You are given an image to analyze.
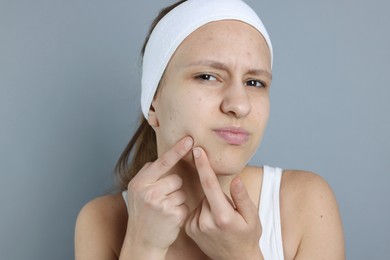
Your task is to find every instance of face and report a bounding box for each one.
[149,20,272,175]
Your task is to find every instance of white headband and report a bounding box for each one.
[141,0,273,119]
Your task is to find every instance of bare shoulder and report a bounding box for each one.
[280,170,345,259]
[75,193,128,260]
[281,170,334,200]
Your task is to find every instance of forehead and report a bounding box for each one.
[169,20,271,69]
[197,20,261,37]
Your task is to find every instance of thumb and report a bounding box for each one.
[230,176,256,222]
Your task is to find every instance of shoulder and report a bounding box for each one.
[281,169,332,199]
[75,193,128,259]
[280,170,345,259]
[280,170,340,217]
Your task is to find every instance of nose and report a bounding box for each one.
[220,81,251,118]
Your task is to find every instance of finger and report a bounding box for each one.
[224,194,235,208]
[146,136,193,182]
[178,204,190,227]
[198,198,215,231]
[230,176,257,222]
[155,174,183,195]
[165,190,187,206]
[185,200,202,236]
[192,147,232,214]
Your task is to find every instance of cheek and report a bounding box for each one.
[254,97,270,124]
[245,98,270,148]
[158,94,203,140]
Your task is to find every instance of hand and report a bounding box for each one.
[185,147,263,260]
[124,137,193,254]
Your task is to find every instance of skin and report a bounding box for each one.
[75,21,345,260]
[150,20,271,178]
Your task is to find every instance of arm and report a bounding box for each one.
[75,196,124,260]
[288,172,345,259]
[75,137,194,260]
[75,195,171,260]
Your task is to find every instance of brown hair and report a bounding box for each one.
[114,0,187,191]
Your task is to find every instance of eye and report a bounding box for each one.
[245,79,266,88]
[195,74,218,81]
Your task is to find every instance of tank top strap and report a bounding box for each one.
[122,190,128,207]
[259,165,284,260]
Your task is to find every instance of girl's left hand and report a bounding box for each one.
[184,147,263,260]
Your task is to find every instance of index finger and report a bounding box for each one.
[192,147,233,214]
[145,136,193,182]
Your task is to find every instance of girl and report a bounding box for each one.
[75,0,345,259]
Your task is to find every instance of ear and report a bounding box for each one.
[147,101,159,128]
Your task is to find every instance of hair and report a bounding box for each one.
[114,0,187,191]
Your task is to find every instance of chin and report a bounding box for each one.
[207,145,256,174]
[211,160,247,175]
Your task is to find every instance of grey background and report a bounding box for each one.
[0,0,389,259]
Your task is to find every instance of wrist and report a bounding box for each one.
[218,251,263,260]
[231,247,263,260]
[120,235,168,260]
[120,245,168,260]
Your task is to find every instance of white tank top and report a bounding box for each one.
[260,165,284,260]
[122,165,284,260]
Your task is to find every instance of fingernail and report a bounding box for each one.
[235,177,244,190]
[184,138,193,149]
[193,147,201,158]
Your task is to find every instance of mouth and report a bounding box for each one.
[213,127,250,145]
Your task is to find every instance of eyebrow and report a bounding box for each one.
[183,59,272,80]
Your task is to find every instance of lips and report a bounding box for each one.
[213,127,250,145]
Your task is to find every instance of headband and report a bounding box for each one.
[141,0,273,119]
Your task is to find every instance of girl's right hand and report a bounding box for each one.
[122,136,193,256]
